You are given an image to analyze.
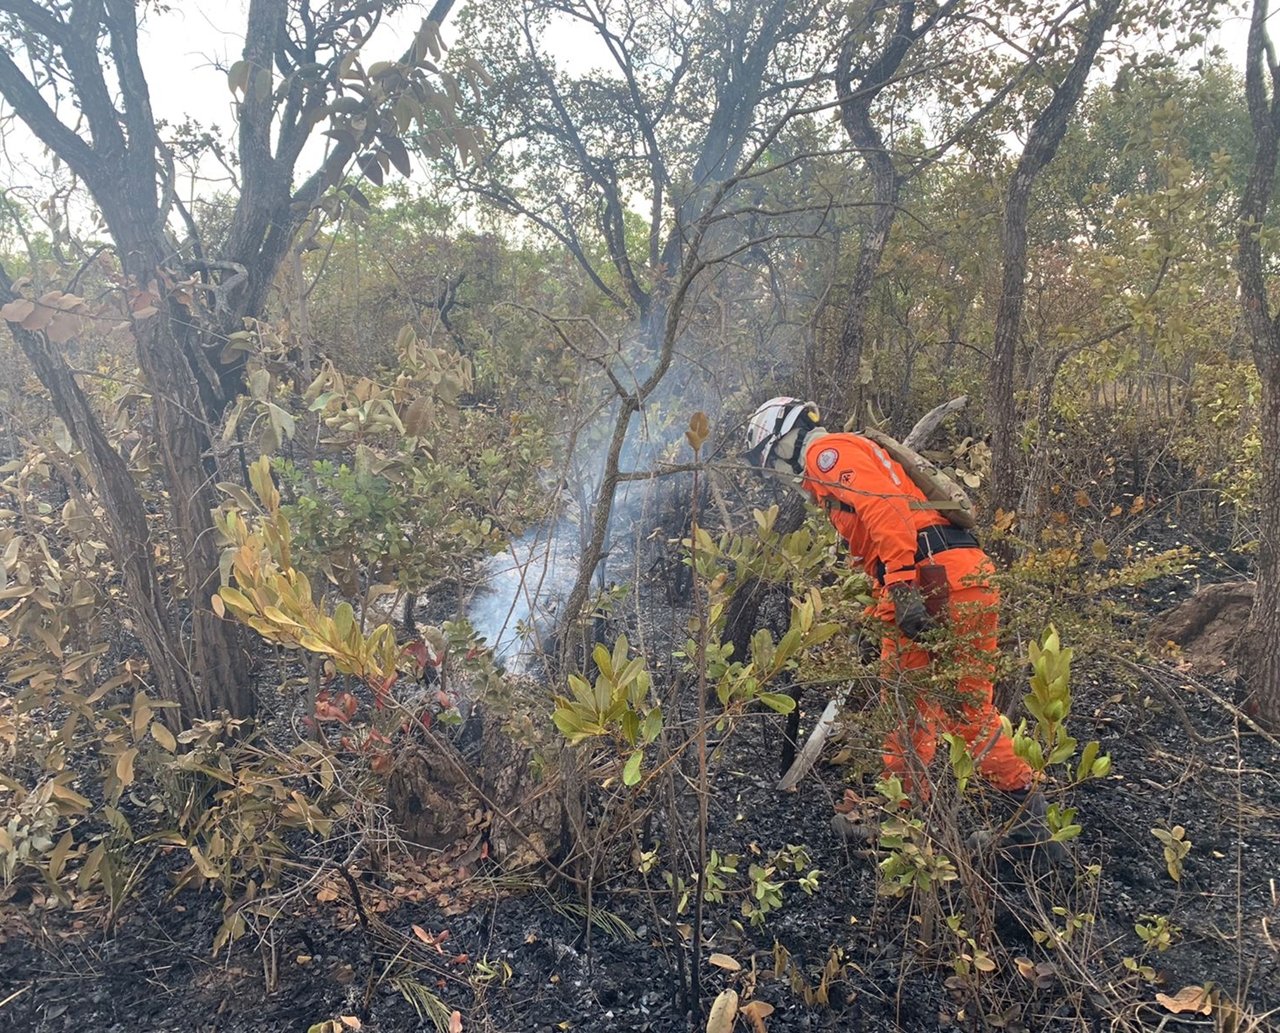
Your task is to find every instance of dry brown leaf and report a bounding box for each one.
[0,298,34,323]
[705,989,738,1033]
[708,952,742,972]
[46,310,82,344]
[740,999,774,1033]
[448,1010,463,1033]
[1155,986,1213,1016]
[412,924,450,951]
[339,1017,362,1030]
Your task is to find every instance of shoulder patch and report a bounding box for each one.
[839,470,856,486]
[815,447,839,473]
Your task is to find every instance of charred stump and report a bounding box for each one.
[387,692,566,868]
[1148,581,1256,676]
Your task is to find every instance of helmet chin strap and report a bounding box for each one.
[769,424,828,475]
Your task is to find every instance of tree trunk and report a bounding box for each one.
[987,0,1121,521]
[825,188,899,421]
[988,175,1031,521]
[824,8,915,423]
[118,231,253,720]
[1235,0,1280,730]
[1240,359,1280,728]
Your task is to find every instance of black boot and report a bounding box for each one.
[1000,787,1070,864]
[968,788,1070,866]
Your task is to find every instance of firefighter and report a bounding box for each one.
[745,396,1061,857]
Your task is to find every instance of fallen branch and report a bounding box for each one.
[903,395,968,450]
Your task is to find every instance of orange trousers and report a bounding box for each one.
[877,548,1031,798]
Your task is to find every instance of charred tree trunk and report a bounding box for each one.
[1236,0,1280,731]
[987,0,1120,522]
[387,705,566,867]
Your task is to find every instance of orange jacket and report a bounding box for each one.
[801,433,950,588]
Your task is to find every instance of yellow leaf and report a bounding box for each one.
[211,593,226,618]
[132,692,153,740]
[1155,986,1212,1015]
[47,829,75,881]
[263,605,305,629]
[115,747,138,787]
[1091,539,1108,562]
[218,586,256,614]
[706,989,738,1033]
[151,721,177,752]
[708,952,741,972]
[49,781,91,813]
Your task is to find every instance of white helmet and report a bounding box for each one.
[744,396,821,469]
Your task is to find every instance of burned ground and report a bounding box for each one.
[2,607,1276,1033]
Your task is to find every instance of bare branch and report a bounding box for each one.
[0,48,104,190]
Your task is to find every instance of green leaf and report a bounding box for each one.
[552,707,587,742]
[622,750,643,786]
[621,709,639,745]
[758,691,796,715]
[592,643,613,679]
[568,673,595,710]
[1076,740,1099,782]
[639,707,663,743]
[1048,735,1078,766]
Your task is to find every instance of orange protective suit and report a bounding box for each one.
[801,433,1031,798]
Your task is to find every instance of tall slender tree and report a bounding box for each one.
[1235,0,1280,730]
[986,0,1122,521]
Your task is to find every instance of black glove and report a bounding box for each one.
[888,582,933,641]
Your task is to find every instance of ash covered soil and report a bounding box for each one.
[3,659,1276,1033]
[2,541,1278,1032]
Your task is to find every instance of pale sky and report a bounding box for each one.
[0,0,1262,235]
